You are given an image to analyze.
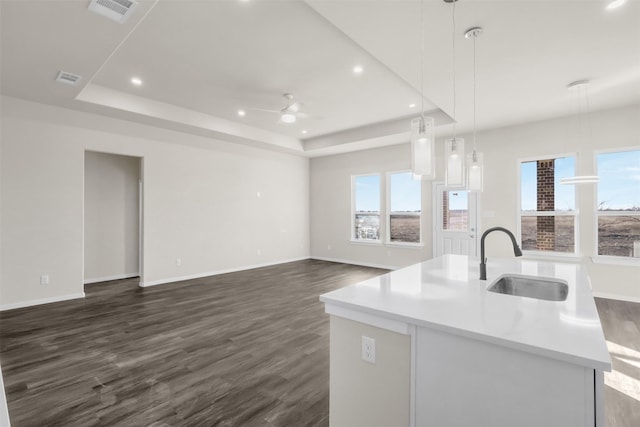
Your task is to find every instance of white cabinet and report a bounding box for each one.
[415,326,601,427]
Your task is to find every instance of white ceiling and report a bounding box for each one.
[1,0,639,157]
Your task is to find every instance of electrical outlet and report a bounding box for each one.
[176,258,182,267]
[257,249,261,255]
[362,336,376,364]
[40,275,49,285]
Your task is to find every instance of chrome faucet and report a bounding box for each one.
[479,227,523,280]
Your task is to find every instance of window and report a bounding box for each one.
[442,190,468,231]
[352,174,381,241]
[519,156,576,253]
[596,149,640,259]
[388,172,421,244]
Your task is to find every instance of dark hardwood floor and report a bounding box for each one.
[0,260,387,426]
[1,261,638,426]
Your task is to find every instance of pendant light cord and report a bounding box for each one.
[472,31,477,153]
[420,0,425,122]
[452,0,457,139]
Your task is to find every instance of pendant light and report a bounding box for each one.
[560,80,600,185]
[411,0,435,180]
[444,0,465,187]
[465,26,484,192]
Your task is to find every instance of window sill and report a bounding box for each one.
[521,251,582,263]
[590,256,640,267]
[350,239,382,246]
[386,242,424,249]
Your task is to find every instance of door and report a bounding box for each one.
[433,183,479,257]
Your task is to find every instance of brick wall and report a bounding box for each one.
[536,160,555,251]
[442,191,449,230]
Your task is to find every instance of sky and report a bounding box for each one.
[521,151,640,211]
[355,172,421,212]
[597,150,640,210]
[355,150,639,214]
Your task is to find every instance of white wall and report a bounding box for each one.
[84,151,140,283]
[310,104,640,300]
[0,96,309,309]
[310,144,434,269]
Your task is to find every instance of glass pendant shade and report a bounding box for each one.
[445,138,465,187]
[467,150,484,192]
[411,116,435,180]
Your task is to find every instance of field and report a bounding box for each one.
[390,214,420,243]
[521,215,640,257]
[597,215,640,257]
[521,216,575,253]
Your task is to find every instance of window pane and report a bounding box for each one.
[354,175,380,240]
[554,157,575,211]
[521,161,537,211]
[598,215,640,257]
[521,158,575,212]
[355,175,380,212]
[597,150,640,211]
[389,172,421,243]
[355,214,380,240]
[443,191,468,231]
[520,216,575,253]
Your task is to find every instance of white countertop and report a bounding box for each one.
[320,255,611,371]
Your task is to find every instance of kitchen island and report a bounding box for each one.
[320,254,611,427]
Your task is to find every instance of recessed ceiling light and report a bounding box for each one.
[409,103,417,108]
[237,109,246,117]
[353,65,364,75]
[301,130,308,134]
[130,77,143,86]
[606,0,626,10]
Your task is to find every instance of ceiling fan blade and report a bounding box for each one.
[288,101,302,113]
[247,107,280,114]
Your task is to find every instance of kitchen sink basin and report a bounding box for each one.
[487,274,568,301]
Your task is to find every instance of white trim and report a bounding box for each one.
[592,292,640,304]
[591,255,640,266]
[0,292,86,311]
[139,257,309,287]
[323,303,410,335]
[385,242,424,249]
[349,239,382,246]
[84,273,140,284]
[311,256,396,271]
[521,252,583,262]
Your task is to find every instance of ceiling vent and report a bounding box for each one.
[55,71,82,86]
[88,0,138,24]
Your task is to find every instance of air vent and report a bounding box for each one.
[88,0,138,24]
[55,71,82,86]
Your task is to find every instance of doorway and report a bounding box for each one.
[84,151,143,284]
[433,183,479,257]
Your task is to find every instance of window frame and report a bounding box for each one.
[351,173,382,244]
[593,147,640,265]
[385,170,423,247]
[516,152,580,258]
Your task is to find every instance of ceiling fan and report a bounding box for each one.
[251,93,307,124]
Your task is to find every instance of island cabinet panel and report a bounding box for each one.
[329,316,411,427]
[415,326,596,427]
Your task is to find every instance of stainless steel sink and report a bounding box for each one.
[487,274,568,301]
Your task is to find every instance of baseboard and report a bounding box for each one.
[311,256,396,271]
[0,292,86,311]
[592,292,640,304]
[84,273,140,284]
[139,257,310,288]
